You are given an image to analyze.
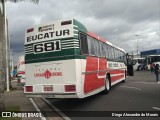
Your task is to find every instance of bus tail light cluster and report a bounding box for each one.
[65,85,76,92]
[25,86,33,92]
[61,20,72,26]
[27,28,34,33]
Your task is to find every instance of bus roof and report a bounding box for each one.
[148,55,160,57]
[133,57,145,60]
[25,18,125,53]
[87,31,125,53]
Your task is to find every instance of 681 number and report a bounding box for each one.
[33,41,61,53]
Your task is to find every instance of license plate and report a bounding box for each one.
[43,85,53,92]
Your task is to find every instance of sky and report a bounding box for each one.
[3,0,160,65]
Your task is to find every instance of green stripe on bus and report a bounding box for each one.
[25,19,87,64]
[73,19,87,33]
[73,26,78,29]
[74,31,78,34]
[25,37,77,46]
[25,55,86,64]
[74,35,78,39]
[25,39,80,53]
[26,48,80,60]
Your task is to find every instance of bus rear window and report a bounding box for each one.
[80,33,88,54]
[61,20,72,25]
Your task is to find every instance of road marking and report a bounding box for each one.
[29,98,46,120]
[42,98,71,120]
[152,107,160,111]
[128,81,158,85]
[120,86,141,90]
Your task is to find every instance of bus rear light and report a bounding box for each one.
[25,86,33,92]
[27,28,34,33]
[65,85,76,92]
[61,20,72,26]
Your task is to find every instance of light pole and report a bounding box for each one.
[6,34,13,91]
[9,35,13,80]
[134,35,139,55]
[10,49,14,78]
[5,36,10,92]
[4,0,10,92]
[9,35,13,50]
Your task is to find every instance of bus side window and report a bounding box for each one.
[122,52,126,63]
[111,46,115,60]
[87,36,96,56]
[105,44,109,58]
[94,41,101,57]
[93,39,98,57]
[99,42,103,57]
[102,43,106,58]
[115,49,118,61]
[80,33,88,54]
[108,45,111,60]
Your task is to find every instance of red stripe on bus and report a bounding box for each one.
[17,71,25,75]
[110,70,124,74]
[87,32,106,43]
[111,75,124,81]
[84,56,107,94]
[109,70,124,82]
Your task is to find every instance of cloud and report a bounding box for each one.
[4,0,160,64]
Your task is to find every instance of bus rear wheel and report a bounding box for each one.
[103,76,110,94]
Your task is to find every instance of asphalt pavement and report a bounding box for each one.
[48,71,160,120]
[3,71,159,120]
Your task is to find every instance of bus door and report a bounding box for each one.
[97,57,107,88]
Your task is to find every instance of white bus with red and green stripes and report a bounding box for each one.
[24,19,127,98]
[17,55,25,85]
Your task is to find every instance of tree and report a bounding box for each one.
[0,0,39,16]
[0,0,39,112]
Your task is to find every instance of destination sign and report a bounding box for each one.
[25,20,74,45]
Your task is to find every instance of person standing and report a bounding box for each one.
[154,64,160,83]
[150,63,153,73]
[152,63,156,73]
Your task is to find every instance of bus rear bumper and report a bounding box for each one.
[25,93,82,98]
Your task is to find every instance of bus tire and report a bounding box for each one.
[121,79,126,83]
[103,76,110,94]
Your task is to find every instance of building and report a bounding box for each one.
[141,49,160,65]
[141,49,160,56]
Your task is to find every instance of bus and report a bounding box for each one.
[132,57,145,71]
[147,55,160,64]
[24,19,127,98]
[17,55,25,85]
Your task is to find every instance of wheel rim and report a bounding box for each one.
[106,78,110,90]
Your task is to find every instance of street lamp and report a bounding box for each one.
[10,49,13,76]
[134,35,139,55]
[6,34,13,91]
[9,35,13,50]
[9,35,13,78]
[4,1,10,91]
